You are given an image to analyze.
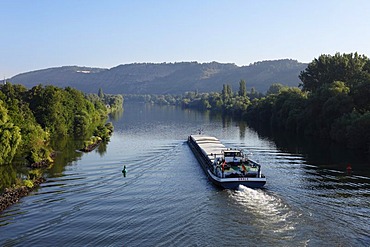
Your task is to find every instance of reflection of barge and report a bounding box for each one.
[187,135,266,189]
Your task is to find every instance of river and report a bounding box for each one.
[0,103,369,246]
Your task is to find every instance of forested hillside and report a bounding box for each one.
[7,60,307,94]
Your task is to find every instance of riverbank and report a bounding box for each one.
[80,123,114,152]
[0,154,53,212]
[80,138,102,152]
[0,123,115,212]
[0,177,45,212]
[0,83,122,213]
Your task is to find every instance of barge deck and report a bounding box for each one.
[187,134,266,189]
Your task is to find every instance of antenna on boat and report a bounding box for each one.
[197,128,204,135]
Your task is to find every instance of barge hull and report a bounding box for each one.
[188,135,266,189]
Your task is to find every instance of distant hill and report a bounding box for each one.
[7,60,308,94]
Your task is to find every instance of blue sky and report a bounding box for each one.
[1,0,370,77]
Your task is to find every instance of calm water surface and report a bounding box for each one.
[1,103,369,246]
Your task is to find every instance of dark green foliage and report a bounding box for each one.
[105,122,114,133]
[222,84,233,101]
[0,100,22,164]
[248,53,370,151]
[239,80,247,97]
[331,112,370,150]
[248,87,263,100]
[93,123,113,142]
[270,88,307,132]
[0,164,19,192]
[299,52,369,93]
[0,85,48,164]
[266,83,288,95]
[246,96,276,124]
[83,136,102,150]
[86,92,124,113]
[105,94,124,112]
[351,73,370,113]
[98,88,104,98]
[26,85,106,137]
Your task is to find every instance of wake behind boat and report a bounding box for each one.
[187,134,266,189]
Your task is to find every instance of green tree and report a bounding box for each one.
[271,88,307,132]
[267,83,287,95]
[351,73,370,113]
[227,84,233,97]
[222,84,228,100]
[330,111,370,150]
[299,52,369,92]
[238,80,247,97]
[0,83,52,164]
[248,87,262,100]
[0,100,22,164]
[98,88,104,98]
[246,95,277,124]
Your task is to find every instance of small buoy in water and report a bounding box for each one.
[346,163,352,175]
[122,165,127,177]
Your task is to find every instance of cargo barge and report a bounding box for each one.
[187,134,266,189]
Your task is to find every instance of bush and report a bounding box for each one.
[23,179,34,188]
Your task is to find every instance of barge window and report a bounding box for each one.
[224,152,240,157]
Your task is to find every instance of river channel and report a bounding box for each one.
[1,103,369,246]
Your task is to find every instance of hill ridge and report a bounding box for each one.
[7,59,307,94]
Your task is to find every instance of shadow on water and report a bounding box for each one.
[0,164,29,193]
[45,135,86,177]
[109,108,124,121]
[0,132,109,193]
[247,123,370,178]
[47,131,110,177]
